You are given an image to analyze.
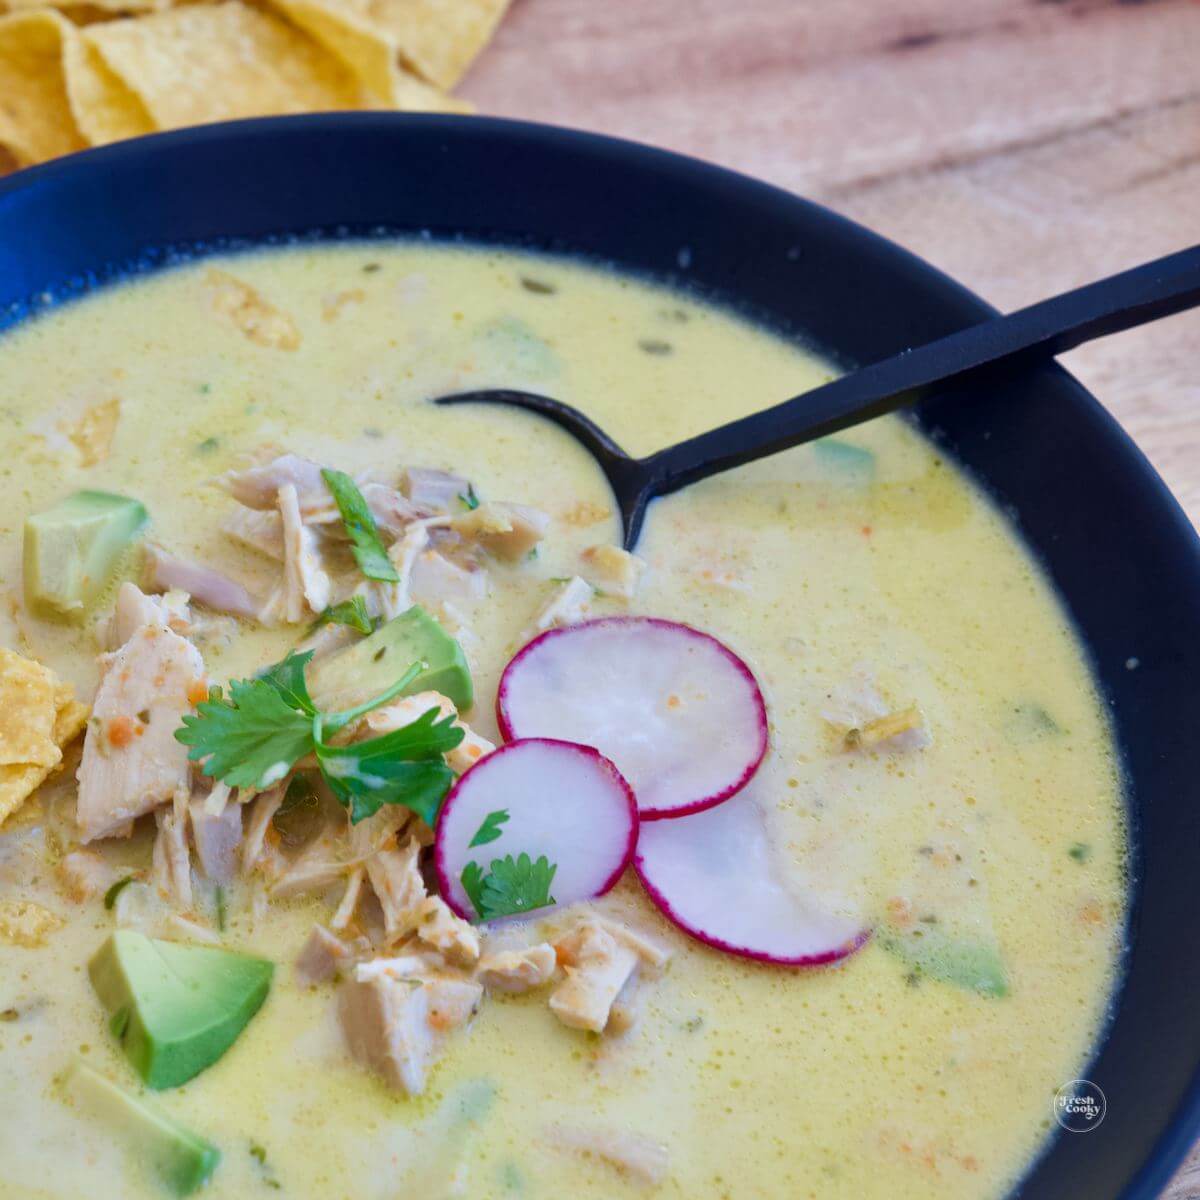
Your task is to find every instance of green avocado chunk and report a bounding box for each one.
[65,1060,221,1196]
[307,603,474,712]
[878,926,1009,998]
[23,489,148,616]
[89,931,273,1089]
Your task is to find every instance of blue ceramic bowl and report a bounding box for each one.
[1,114,1197,1198]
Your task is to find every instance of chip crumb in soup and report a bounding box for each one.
[0,243,1126,1199]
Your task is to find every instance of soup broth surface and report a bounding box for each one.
[0,244,1125,1200]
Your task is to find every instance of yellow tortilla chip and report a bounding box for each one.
[206,268,302,351]
[65,34,153,145]
[0,647,62,768]
[68,396,121,465]
[53,695,91,746]
[264,0,469,109]
[370,0,509,90]
[0,760,56,824]
[0,10,86,166]
[85,3,366,129]
[0,898,65,948]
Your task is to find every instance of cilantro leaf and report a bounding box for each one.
[176,676,315,789]
[461,861,487,919]
[469,809,509,848]
[463,852,557,921]
[458,485,480,511]
[309,596,376,636]
[315,706,464,825]
[322,467,399,582]
[257,650,317,716]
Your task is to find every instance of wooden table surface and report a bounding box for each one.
[464,1,1200,1195]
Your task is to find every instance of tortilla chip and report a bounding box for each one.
[206,268,302,351]
[68,396,120,466]
[0,898,65,948]
[84,3,366,129]
[65,34,153,145]
[53,695,91,746]
[0,10,86,166]
[0,647,62,768]
[263,0,469,108]
[371,0,509,90]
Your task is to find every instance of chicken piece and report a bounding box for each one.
[365,836,426,944]
[450,502,549,561]
[56,849,120,902]
[222,507,285,561]
[532,576,594,632]
[189,799,242,884]
[295,924,369,985]
[364,521,428,622]
[339,974,483,1095]
[269,853,349,900]
[410,550,488,608]
[0,898,64,948]
[330,866,365,932]
[580,545,645,600]
[408,897,480,968]
[549,921,640,1034]
[151,803,193,909]
[401,467,471,512]
[546,1125,669,1186]
[75,625,205,843]
[586,913,673,974]
[363,691,494,776]
[359,484,430,540]
[354,951,448,983]
[206,269,301,351]
[241,785,285,872]
[348,804,411,857]
[270,482,332,623]
[143,544,259,618]
[477,943,557,994]
[97,582,193,651]
[219,453,329,515]
[165,914,220,945]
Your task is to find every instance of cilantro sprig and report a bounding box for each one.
[322,467,399,583]
[468,809,509,848]
[176,651,463,825]
[461,852,557,921]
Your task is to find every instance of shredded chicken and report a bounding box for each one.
[533,576,594,631]
[56,849,120,902]
[330,866,365,931]
[220,453,330,515]
[241,785,285,872]
[407,897,480,968]
[96,582,193,650]
[450,502,549,561]
[545,1125,670,1186]
[165,914,220,945]
[75,624,205,842]
[295,924,370,985]
[189,799,242,884]
[580,545,645,599]
[222,507,285,561]
[362,691,494,776]
[143,544,259,618]
[151,802,192,908]
[365,522,429,622]
[365,836,427,944]
[339,974,483,1095]
[268,482,332,623]
[477,943,557,993]
[354,951,446,983]
[401,467,471,511]
[269,852,350,900]
[410,550,488,609]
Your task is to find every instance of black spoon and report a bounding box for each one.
[437,244,1200,550]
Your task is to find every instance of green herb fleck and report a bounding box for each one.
[215,887,227,933]
[638,338,673,356]
[321,467,399,582]
[458,485,480,511]
[1068,842,1092,864]
[249,1144,267,1165]
[198,382,212,395]
[460,852,557,921]
[196,436,220,455]
[519,276,556,295]
[103,877,135,910]
[309,595,376,636]
[878,928,1009,999]
[468,809,509,848]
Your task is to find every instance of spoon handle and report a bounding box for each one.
[642,243,1200,496]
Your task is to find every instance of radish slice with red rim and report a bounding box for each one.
[435,737,638,921]
[497,617,768,820]
[635,786,869,966]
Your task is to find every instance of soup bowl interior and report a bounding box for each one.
[1,113,1199,1199]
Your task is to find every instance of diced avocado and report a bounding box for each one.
[307,604,473,712]
[24,489,148,616]
[64,1060,221,1196]
[813,437,875,480]
[89,930,273,1090]
[878,926,1009,998]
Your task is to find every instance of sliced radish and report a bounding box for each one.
[435,738,637,921]
[635,787,869,966]
[497,617,767,820]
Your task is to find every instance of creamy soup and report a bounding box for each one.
[0,244,1125,1199]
